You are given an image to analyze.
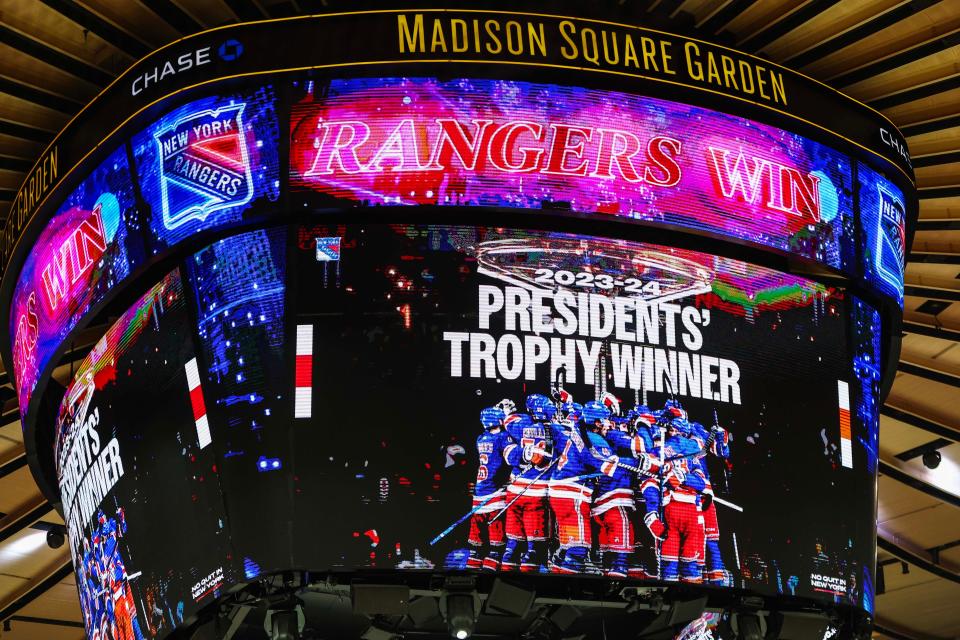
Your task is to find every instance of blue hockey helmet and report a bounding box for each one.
[480,406,505,430]
[582,400,611,425]
[526,394,557,421]
[630,404,657,428]
[563,402,584,424]
[504,412,534,432]
[663,398,687,420]
[667,416,692,436]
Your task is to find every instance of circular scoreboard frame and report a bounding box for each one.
[1,6,914,516]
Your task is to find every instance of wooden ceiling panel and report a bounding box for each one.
[0,421,24,447]
[904,266,960,299]
[800,0,960,80]
[914,160,960,188]
[674,0,727,24]
[882,85,960,126]
[877,474,942,522]
[887,372,960,432]
[723,0,807,43]
[918,196,960,220]
[908,125,960,157]
[904,298,960,331]
[842,45,960,102]
[176,0,244,28]
[0,170,25,191]
[77,0,180,49]
[14,579,82,623]
[0,622,85,640]
[0,574,31,608]
[904,261,960,291]
[0,523,66,579]
[0,137,45,164]
[873,565,960,638]
[0,95,68,133]
[0,44,99,104]
[759,0,906,61]
[2,2,129,75]
[900,337,960,378]
[912,228,960,253]
[879,413,947,458]
[897,441,960,497]
[0,466,45,514]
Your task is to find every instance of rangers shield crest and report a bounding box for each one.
[153,103,254,230]
[875,184,905,290]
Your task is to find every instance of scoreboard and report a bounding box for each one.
[0,7,914,640]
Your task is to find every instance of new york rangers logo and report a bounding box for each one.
[875,184,905,292]
[153,103,254,230]
[315,237,341,262]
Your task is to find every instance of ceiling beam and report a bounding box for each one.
[696,0,749,35]
[879,460,960,508]
[897,360,960,388]
[868,74,960,111]
[7,615,84,629]
[916,219,960,231]
[882,405,960,441]
[873,621,923,640]
[35,0,150,59]
[0,77,84,115]
[908,252,960,265]
[137,0,204,35]
[0,26,112,87]
[0,560,73,624]
[782,0,937,69]
[738,0,842,54]
[0,449,27,481]
[0,155,31,173]
[903,284,960,302]
[223,0,266,22]
[829,29,960,89]
[877,534,960,584]
[911,150,960,169]
[901,114,960,138]
[918,187,960,200]
[0,497,52,546]
[0,120,53,144]
[903,319,960,341]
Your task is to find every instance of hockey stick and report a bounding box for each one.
[711,495,743,512]
[429,491,505,546]
[490,457,559,523]
[430,471,606,546]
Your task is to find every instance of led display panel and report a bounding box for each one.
[9,146,142,413]
[277,224,875,606]
[55,270,233,640]
[8,85,282,419]
[9,76,910,432]
[53,224,880,640]
[133,85,281,249]
[183,227,291,579]
[859,162,906,307]
[290,77,856,272]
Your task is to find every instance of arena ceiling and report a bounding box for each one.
[0,1,958,639]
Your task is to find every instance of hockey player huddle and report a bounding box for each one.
[459,390,732,585]
[78,508,145,640]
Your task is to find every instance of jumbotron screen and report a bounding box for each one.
[55,224,880,639]
[9,75,905,422]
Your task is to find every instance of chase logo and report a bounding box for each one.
[218,39,243,61]
[875,183,906,293]
[153,103,254,230]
